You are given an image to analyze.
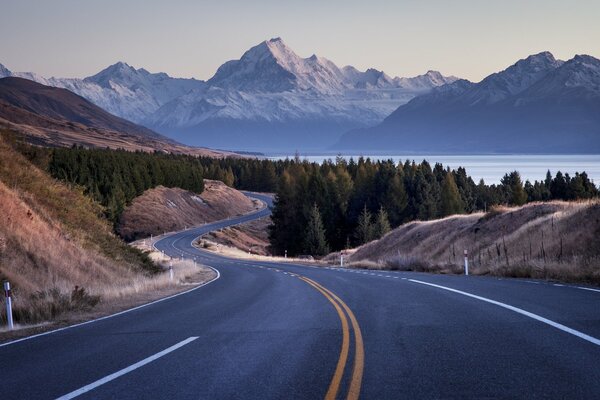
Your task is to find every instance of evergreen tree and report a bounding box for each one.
[373,206,391,239]
[440,173,465,216]
[303,203,329,256]
[354,204,374,245]
[501,171,527,206]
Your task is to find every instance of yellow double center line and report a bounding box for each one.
[299,276,364,400]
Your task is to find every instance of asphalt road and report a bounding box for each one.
[1,192,599,399]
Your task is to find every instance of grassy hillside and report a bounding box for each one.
[342,201,600,284]
[0,130,160,325]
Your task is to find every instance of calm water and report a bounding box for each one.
[266,154,600,184]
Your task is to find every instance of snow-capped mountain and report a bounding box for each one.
[0,62,204,123]
[144,38,458,150]
[337,52,600,153]
[1,38,457,151]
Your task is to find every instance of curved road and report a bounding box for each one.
[1,192,599,399]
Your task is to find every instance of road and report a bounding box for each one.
[1,192,599,399]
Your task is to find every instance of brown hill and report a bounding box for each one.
[0,132,156,325]
[118,180,261,241]
[345,201,600,284]
[0,77,237,157]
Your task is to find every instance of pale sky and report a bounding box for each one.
[1,0,598,82]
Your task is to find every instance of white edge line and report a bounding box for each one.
[577,286,600,293]
[55,336,198,399]
[0,268,219,349]
[1,193,271,347]
[408,278,600,347]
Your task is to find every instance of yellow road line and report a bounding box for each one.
[299,277,350,400]
[313,281,365,400]
[301,276,365,400]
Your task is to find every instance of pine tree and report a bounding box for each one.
[440,173,465,217]
[303,203,329,256]
[373,206,391,239]
[354,204,374,245]
[501,171,527,206]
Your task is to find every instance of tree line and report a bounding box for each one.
[268,157,599,257]
[31,146,598,252]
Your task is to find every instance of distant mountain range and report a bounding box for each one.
[0,38,457,151]
[2,45,599,154]
[0,77,236,157]
[337,52,600,153]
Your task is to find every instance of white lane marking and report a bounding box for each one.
[554,284,565,287]
[55,337,198,399]
[0,269,219,349]
[577,286,600,293]
[408,279,600,347]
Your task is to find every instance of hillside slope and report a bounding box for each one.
[346,201,600,283]
[0,77,236,157]
[0,131,165,325]
[118,180,260,241]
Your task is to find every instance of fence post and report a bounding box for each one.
[464,249,469,276]
[4,281,14,330]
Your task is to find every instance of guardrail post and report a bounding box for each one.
[4,281,14,330]
[464,249,469,276]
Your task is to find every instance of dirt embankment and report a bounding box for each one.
[339,201,600,284]
[202,217,271,256]
[118,180,262,241]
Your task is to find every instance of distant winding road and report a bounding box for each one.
[1,192,599,399]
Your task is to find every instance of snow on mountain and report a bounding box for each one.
[144,38,458,150]
[1,38,458,150]
[0,62,204,122]
[337,52,600,153]
[0,63,11,78]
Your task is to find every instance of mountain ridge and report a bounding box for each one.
[0,38,458,151]
[0,77,237,157]
[336,51,600,154]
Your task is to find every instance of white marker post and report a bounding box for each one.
[340,252,344,268]
[4,281,14,330]
[284,250,287,259]
[169,261,174,282]
[464,249,469,276]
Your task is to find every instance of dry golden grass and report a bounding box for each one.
[0,133,214,328]
[348,201,600,284]
[118,180,260,241]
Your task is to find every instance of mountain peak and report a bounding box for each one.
[84,61,141,87]
[0,62,12,78]
[517,51,561,69]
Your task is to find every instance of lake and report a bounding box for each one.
[266,154,600,184]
